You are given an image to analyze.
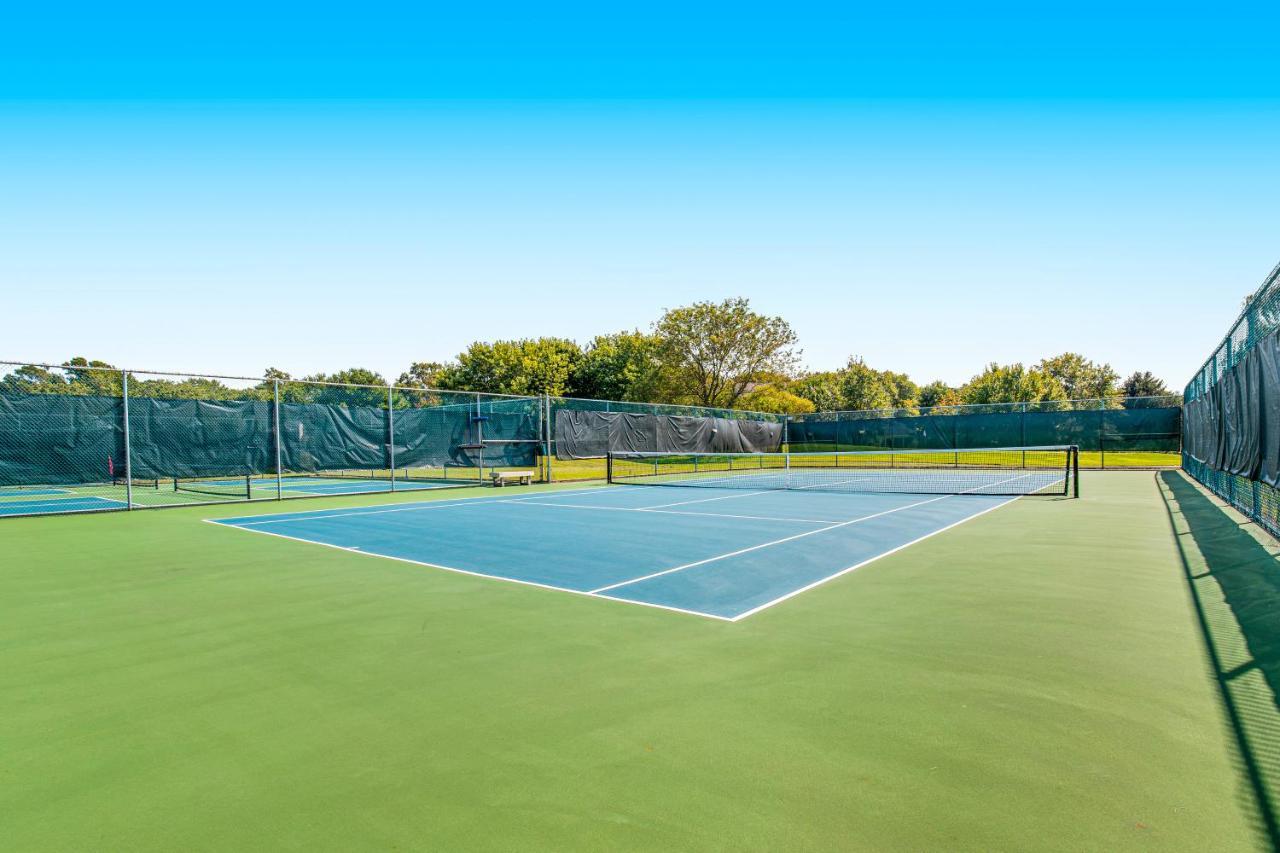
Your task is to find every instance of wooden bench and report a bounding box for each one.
[490,470,534,487]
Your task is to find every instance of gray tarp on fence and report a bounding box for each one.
[555,410,783,459]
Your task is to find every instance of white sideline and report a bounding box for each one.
[726,496,1019,621]
[211,485,614,526]
[204,470,1048,621]
[203,518,735,622]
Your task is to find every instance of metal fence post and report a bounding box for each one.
[273,380,283,500]
[388,384,396,492]
[543,394,553,483]
[121,370,133,509]
[476,394,484,483]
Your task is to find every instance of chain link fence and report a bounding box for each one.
[1182,260,1280,536]
[543,396,787,481]
[0,362,543,518]
[787,397,1182,469]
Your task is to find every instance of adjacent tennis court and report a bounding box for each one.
[212,484,1029,620]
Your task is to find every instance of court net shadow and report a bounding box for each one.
[1159,470,1280,848]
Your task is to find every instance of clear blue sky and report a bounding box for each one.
[2,2,1277,390]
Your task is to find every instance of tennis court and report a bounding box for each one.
[0,473,464,517]
[212,484,1030,620]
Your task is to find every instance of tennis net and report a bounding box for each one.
[607,446,1079,496]
[173,475,253,499]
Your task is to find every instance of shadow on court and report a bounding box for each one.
[1159,470,1280,850]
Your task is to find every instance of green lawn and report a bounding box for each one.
[0,472,1270,850]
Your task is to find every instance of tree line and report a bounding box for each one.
[3,298,1175,413]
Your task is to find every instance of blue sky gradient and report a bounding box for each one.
[2,3,1278,388]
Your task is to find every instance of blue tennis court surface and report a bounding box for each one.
[0,495,127,516]
[0,487,71,497]
[212,483,1021,620]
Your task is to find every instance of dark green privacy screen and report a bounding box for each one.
[0,365,543,518]
[787,407,1181,458]
[1183,261,1280,539]
[130,398,275,480]
[0,392,123,485]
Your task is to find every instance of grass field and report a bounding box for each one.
[2,471,1273,850]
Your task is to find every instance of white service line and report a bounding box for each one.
[727,496,1020,621]
[636,490,775,509]
[201,517,734,622]
[588,493,956,594]
[501,500,840,525]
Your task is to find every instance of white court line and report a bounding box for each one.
[727,496,1020,621]
[590,469,1042,596]
[0,495,128,511]
[637,490,775,509]
[209,485,614,526]
[588,493,956,594]
[201,518,734,622]
[501,500,840,525]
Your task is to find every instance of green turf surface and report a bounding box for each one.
[0,473,1269,850]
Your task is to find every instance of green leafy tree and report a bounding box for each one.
[789,371,843,412]
[300,368,390,407]
[438,338,583,396]
[961,363,1066,405]
[839,358,896,411]
[653,298,799,407]
[570,332,664,401]
[396,362,447,390]
[918,380,962,409]
[0,364,75,394]
[737,384,816,414]
[64,358,124,396]
[129,376,246,401]
[881,370,920,409]
[255,367,314,403]
[1037,352,1119,404]
[1120,371,1171,399]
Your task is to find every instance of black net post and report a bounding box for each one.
[1071,445,1080,498]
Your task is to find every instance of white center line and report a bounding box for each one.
[588,493,956,594]
[636,490,775,509]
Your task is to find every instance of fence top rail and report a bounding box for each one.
[794,395,1183,420]
[0,360,539,400]
[549,395,787,421]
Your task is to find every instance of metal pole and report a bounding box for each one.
[273,380,283,499]
[476,395,484,483]
[388,385,396,492]
[122,370,133,509]
[543,394,553,483]
[1021,401,1027,467]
